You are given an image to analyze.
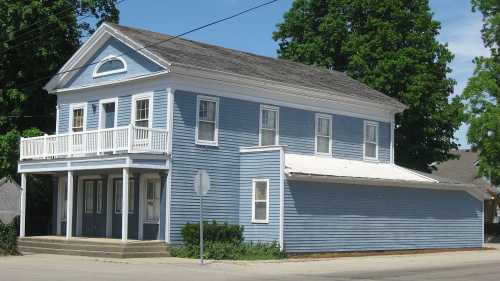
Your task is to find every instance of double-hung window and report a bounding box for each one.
[364,121,379,160]
[315,114,332,155]
[260,106,279,146]
[196,96,219,146]
[252,179,269,223]
[70,104,86,132]
[145,179,161,223]
[134,98,150,128]
[114,179,135,214]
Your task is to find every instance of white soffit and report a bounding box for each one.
[285,153,436,183]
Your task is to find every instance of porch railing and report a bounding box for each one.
[20,125,168,160]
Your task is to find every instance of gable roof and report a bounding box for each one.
[431,150,490,188]
[106,23,405,110]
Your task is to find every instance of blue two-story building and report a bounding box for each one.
[17,23,486,253]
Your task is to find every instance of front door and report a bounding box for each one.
[103,102,115,129]
[82,179,105,237]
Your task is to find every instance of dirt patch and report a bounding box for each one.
[288,247,493,259]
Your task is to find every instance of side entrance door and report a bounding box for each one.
[82,179,105,237]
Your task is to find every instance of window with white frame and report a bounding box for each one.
[145,179,161,223]
[252,179,269,223]
[196,96,219,145]
[96,181,103,214]
[364,121,379,160]
[71,106,85,132]
[93,55,127,78]
[260,106,279,146]
[134,98,150,127]
[315,114,332,155]
[114,179,134,214]
[84,181,94,214]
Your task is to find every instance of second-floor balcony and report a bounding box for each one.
[20,125,168,161]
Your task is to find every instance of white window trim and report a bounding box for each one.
[259,105,279,146]
[69,102,87,132]
[92,55,127,78]
[98,97,118,129]
[131,92,154,128]
[195,95,219,146]
[142,174,161,224]
[363,120,379,161]
[252,178,269,224]
[315,113,333,156]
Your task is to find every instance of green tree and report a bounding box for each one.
[460,0,499,185]
[273,0,464,171]
[0,0,119,178]
[0,0,120,233]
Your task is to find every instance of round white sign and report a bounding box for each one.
[194,170,210,196]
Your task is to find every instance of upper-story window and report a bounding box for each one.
[70,103,86,132]
[315,114,332,155]
[196,95,219,146]
[93,55,127,78]
[260,105,279,146]
[132,93,153,128]
[364,121,379,160]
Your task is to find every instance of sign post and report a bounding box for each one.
[193,170,210,265]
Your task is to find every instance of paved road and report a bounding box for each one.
[1,248,500,281]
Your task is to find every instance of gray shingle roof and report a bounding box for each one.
[110,23,406,109]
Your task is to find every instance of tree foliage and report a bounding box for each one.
[273,0,464,171]
[460,0,499,185]
[0,0,120,179]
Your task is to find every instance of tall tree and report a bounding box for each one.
[0,0,120,229]
[0,0,120,178]
[273,0,464,172]
[460,0,499,185]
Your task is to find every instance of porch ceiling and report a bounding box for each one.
[18,153,169,174]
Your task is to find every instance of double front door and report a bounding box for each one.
[82,179,106,237]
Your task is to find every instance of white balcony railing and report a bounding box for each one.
[20,125,168,160]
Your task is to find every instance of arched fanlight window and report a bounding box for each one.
[93,55,127,78]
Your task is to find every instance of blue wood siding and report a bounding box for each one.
[153,89,168,128]
[64,37,163,88]
[284,180,483,253]
[117,95,131,127]
[57,103,70,134]
[239,150,281,243]
[87,100,99,130]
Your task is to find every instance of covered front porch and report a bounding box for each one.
[18,153,169,243]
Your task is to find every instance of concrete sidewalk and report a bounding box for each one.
[1,245,500,281]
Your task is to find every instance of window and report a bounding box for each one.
[93,55,127,78]
[114,179,134,214]
[84,181,94,214]
[364,121,379,160]
[260,106,279,146]
[315,114,332,155]
[71,107,85,132]
[132,93,153,129]
[145,179,161,223]
[252,179,269,223]
[196,96,219,145]
[96,181,103,214]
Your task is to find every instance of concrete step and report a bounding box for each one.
[17,238,170,258]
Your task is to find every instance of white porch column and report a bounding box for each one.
[66,171,74,239]
[121,168,129,242]
[19,173,27,238]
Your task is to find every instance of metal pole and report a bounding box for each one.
[200,171,204,264]
[200,193,204,264]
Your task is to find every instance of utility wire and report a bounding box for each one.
[14,0,279,90]
[1,0,128,55]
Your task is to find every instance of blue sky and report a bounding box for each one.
[117,0,486,148]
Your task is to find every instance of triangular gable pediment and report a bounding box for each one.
[44,23,170,92]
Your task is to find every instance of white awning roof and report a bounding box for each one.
[284,154,488,200]
[285,153,436,183]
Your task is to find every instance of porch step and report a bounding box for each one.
[18,237,170,258]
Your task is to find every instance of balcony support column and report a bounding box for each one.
[121,168,129,242]
[19,173,27,238]
[66,171,74,239]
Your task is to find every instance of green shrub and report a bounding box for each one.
[172,221,285,260]
[0,220,18,255]
[170,241,285,260]
[181,220,244,245]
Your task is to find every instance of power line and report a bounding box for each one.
[14,0,279,90]
[1,0,127,55]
